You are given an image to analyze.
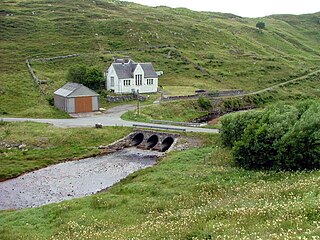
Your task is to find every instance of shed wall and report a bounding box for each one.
[54,94,66,111]
[92,96,100,111]
[66,98,75,113]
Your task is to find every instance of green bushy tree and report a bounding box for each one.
[197,97,212,111]
[67,65,104,90]
[220,111,262,147]
[67,65,86,83]
[256,21,266,29]
[221,101,320,171]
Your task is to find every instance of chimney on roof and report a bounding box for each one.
[124,56,130,63]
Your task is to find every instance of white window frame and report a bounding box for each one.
[124,80,131,86]
[135,74,142,86]
[147,79,154,85]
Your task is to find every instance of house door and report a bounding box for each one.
[75,96,92,113]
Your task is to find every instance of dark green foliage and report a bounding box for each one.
[67,65,87,84]
[220,111,262,147]
[46,95,54,106]
[0,109,8,115]
[221,96,256,111]
[221,101,320,170]
[256,21,266,29]
[67,65,104,90]
[198,96,212,110]
[84,67,105,90]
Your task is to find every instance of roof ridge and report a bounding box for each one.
[68,82,83,96]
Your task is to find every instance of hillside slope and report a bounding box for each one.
[0,0,319,117]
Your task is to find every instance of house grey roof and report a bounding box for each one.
[54,82,99,97]
[141,63,158,78]
[112,60,158,79]
[113,63,136,79]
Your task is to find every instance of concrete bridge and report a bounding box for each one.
[101,130,179,153]
[130,130,179,152]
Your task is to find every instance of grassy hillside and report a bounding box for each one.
[1,0,319,117]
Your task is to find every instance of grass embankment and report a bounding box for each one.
[1,133,320,239]
[0,121,131,180]
[1,1,320,117]
[122,99,208,123]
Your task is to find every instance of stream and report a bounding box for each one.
[0,148,163,210]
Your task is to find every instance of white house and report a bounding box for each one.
[105,58,158,94]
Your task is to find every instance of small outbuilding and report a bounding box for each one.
[54,82,100,113]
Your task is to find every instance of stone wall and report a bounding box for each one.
[26,59,47,85]
[161,90,245,102]
[30,54,80,63]
[26,54,80,86]
[107,94,146,103]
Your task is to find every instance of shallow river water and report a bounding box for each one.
[0,148,163,210]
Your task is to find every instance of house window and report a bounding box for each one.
[147,79,154,85]
[124,80,131,86]
[110,76,114,87]
[135,74,142,86]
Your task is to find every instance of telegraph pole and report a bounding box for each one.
[136,89,140,116]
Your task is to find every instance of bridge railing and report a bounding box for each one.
[150,119,202,127]
[133,124,186,132]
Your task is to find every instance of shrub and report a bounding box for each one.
[67,65,104,90]
[221,101,320,171]
[46,95,54,106]
[256,21,266,29]
[0,109,8,115]
[220,111,262,147]
[197,97,212,111]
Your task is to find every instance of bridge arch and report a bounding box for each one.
[131,133,144,146]
[161,137,174,152]
[146,135,159,149]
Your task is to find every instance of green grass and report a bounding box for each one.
[0,1,320,117]
[1,134,320,239]
[162,85,200,96]
[122,99,209,123]
[0,121,131,180]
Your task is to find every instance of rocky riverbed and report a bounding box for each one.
[0,148,164,210]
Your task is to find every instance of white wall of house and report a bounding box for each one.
[135,77,158,94]
[106,64,158,94]
[105,65,119,92]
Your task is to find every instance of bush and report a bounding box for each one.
[67,65,104,90]
[221,101,320,171]
[197,97,212,111]
[256,21,266,29]
[220,111,262,147]
[46,95,54,106]
[67,65,87,83]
